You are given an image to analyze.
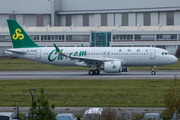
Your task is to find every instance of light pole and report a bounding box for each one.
[14,100,21,119]
[30,88,36,101]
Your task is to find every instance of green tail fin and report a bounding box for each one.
[7,19,40,48]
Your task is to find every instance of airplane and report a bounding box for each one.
[4,20,178,75]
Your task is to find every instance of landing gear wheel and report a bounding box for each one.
[89,70,94,75]
[94,69,100,75]
[151,70,156,75]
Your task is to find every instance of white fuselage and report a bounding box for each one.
[5,47,178,67]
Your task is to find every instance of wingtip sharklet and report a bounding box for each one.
[53,43,65,55]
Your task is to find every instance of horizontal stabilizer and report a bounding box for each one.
[5,49,27,54]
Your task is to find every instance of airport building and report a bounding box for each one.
[0,0,180,55]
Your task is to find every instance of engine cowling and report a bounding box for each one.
[104,61,122,73]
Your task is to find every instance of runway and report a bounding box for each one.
[0,70,179,80]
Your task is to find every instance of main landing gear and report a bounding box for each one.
[151,66,156,75]
[89,69,100,75]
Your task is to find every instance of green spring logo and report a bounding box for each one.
[112,65,116,69]
[12,29,24,40]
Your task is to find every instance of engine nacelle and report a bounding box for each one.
[122,66,129,72]
[104,61,122,73]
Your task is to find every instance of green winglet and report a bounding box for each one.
[53,44,62,54]
[81,44,84,47]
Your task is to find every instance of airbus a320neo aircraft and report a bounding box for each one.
[4,20,178,75]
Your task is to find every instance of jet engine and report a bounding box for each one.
[104,61,122,73]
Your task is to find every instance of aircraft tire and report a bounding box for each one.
[151,71,156,75]
[94,69,100,75]
[89,70,95,75]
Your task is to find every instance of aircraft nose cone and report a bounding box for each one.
[172,56,178,63]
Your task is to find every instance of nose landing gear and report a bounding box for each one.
[151,66,156,75]
[151,70,156,75]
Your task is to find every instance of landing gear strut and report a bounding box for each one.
[151,66,156,75]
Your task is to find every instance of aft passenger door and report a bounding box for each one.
[150,49,156,59]
[36,49,41,59]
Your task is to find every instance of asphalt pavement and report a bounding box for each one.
[0,70,179,80]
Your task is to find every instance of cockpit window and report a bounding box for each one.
[162,52,170,55]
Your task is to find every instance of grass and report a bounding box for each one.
[0,79,179,107]
[0,58,179,70]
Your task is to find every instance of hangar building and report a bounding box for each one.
[0,0,180,55]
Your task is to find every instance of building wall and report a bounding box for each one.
[60,15,66,26]
[174,12,180,26]
[89,15,95,26]
[115,14,121,26]
[76,15,83,26]
[23,15,37,26]
[0,15,9,26]
[137,13,143,26]
[59,0,180,13]
[58,11,180,27]
[1,0,180,27]
[107,14,114,26]
[151,12,158,26]
[129,13,136,26]
[94,14,101,26]
[16,15,23,26]
[159,12,166,26]
[43,15,51,26]
[0,0,51,14]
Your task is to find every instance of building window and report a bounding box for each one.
[48,35,50,40]
[101,14,107,26]
[144,13,150,26]
[66,35,90,41]
[157,34,177,40]
[0,35,11,41]
[167,12,174,26]
[113,35,133,40]
[135,35,141,40]
[83,15,89,26]
[135,34,155,41]
[156,45,166,49]
[41,35,64,41]
[66,15,72,26]
[30,35,39,41]
[122,13,128,26]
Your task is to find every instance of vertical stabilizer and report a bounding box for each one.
[7,19,40,48]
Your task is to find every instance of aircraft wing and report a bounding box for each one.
[53,44,114,64]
